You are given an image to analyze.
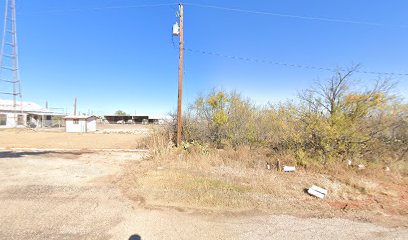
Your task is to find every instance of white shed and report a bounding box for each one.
[64,116,97,133]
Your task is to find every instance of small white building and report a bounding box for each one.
[64,116,97,133]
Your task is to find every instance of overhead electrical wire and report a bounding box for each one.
[183,3,407,29]
[19,2,406,30]
[18,3,178,15]
[183,47,408,77]
[16,1,407,77]
[19,2,406,29]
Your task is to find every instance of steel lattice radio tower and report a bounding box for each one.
[0,0,22,119]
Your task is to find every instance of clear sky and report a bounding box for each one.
[1,0,407,115]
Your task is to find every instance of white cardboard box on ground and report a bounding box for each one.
[310,185,328,195]
[308,188,325,199]
[308,185,328,199]
[283,166,296,172]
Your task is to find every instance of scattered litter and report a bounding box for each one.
[283,166,296,172]
[358,164,365,170]
[384,166,390,172]
[307,185,328,199]
[266,163,271,170]
[347,160,352,166]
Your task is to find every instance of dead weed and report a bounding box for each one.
[116,146,408,227]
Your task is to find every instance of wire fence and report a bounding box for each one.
[27,119,65,128]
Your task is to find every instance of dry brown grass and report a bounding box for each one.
[134,125,174,155]
[117,138,408,227]
[116,126,408,226]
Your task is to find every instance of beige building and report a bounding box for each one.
[64,116,97,133]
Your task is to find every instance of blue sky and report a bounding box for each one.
[1,0,407,115]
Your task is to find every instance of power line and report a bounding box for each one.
[19,3,178,15]
[184,3,407,29]
[18,2,407,29]
[13,2,408,77]
[184,47,408,77]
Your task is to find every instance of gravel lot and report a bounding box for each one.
[0,151,407,240]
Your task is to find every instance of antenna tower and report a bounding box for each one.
[0,0,22,126]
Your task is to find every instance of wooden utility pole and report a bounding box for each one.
[176,3,184,147]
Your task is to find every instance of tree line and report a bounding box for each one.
[176,66,408,168]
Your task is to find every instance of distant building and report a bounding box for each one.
[103,115,172,125]
[0,99,65,128]
[103,115,149,124]
[64,116,97,133]
[149,115,173,125]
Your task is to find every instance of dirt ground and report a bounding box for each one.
[1,151,407,240]
[0,124,150,150]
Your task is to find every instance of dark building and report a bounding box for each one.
[104,115,149,124]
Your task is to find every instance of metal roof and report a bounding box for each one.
[64,115,97,120]
[27,112,66,116]
[0,99,53,114]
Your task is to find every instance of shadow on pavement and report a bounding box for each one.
[0,151,83,159]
